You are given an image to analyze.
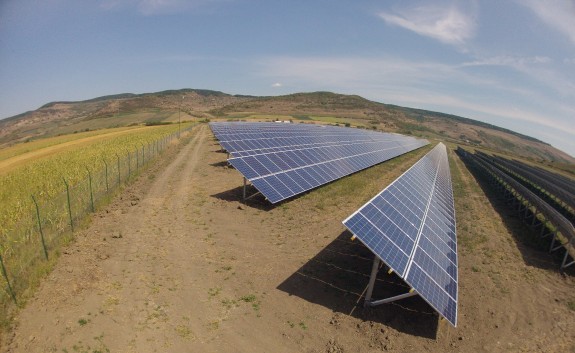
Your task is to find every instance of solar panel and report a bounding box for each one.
[210,122,423,158]
[342,142,458,327]
[210,122,429,204]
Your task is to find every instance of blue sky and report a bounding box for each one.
[1,0,574,157]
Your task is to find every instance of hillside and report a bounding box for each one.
[1,89,573,166]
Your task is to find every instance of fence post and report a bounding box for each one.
[63,178,74,232]
[0,254,17,304]
[86,167,94,213]
[141,144,145,164]
[116,153,121,186]
[136,148,139,170]
[103,158,109,192]
[127,151,131,178]
[31,195,49,260]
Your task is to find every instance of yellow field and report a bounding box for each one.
[0,123,191,235]
[0,126,142,163]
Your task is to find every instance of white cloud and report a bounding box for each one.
[377,3,477,47]
[519,0,575,45]
[271,82,282,88]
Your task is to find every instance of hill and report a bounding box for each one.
[1,89,573,166]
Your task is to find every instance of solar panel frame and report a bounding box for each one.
[342,143,458,327]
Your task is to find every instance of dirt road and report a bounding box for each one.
[2,126,574,352]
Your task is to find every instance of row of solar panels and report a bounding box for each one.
[343,143,457,326]
[211,122,423,158]
[480,153,575,215]
[211,122,429,203]
[209,122,457,327]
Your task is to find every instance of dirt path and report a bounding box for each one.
[2,132,574,353]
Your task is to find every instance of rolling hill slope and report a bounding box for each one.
[1,89,573,166]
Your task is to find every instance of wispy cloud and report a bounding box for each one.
[461,55,551,68]
[100,0,228,15]
[271,82,282,88]
[377,2,477,47]
[519,0,575,45]
[459,53,575,99]
[387,90,575,136]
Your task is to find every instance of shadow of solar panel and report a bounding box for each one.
[211,122,428,204]
[342,143,458,327]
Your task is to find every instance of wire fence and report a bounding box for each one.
[0,124,195,321]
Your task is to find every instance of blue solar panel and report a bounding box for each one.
[210,122,424,158]
[210,122,429,204]
[342,143,458,327]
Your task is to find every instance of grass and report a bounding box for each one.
[208,287,222,297]
[175,324,195,339]
[240,294,260,312]
[61,334,110,353]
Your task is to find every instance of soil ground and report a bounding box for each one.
[2,125,574,352]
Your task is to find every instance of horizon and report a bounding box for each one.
[1,87,572,159]
[1,1,574,157]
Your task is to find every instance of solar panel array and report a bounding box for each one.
[343,143,458,327]
[210,122,429,204]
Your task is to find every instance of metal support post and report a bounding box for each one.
[549,233,563,252]
[243,177,247,201]
[364,256,380,307]
[369,290,418,306]
[561,250,574,269]
[531,212,538,226]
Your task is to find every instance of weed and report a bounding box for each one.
[63,334,109,353]
[78,318,88,326]
[104,296,120,308]
[175,324,195,339]
[207,320,220,330]
[240,294,256,303]
[240,294,260,311]
[215,265,232,273]
[208,287,221,297]
[222,298,238,309]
